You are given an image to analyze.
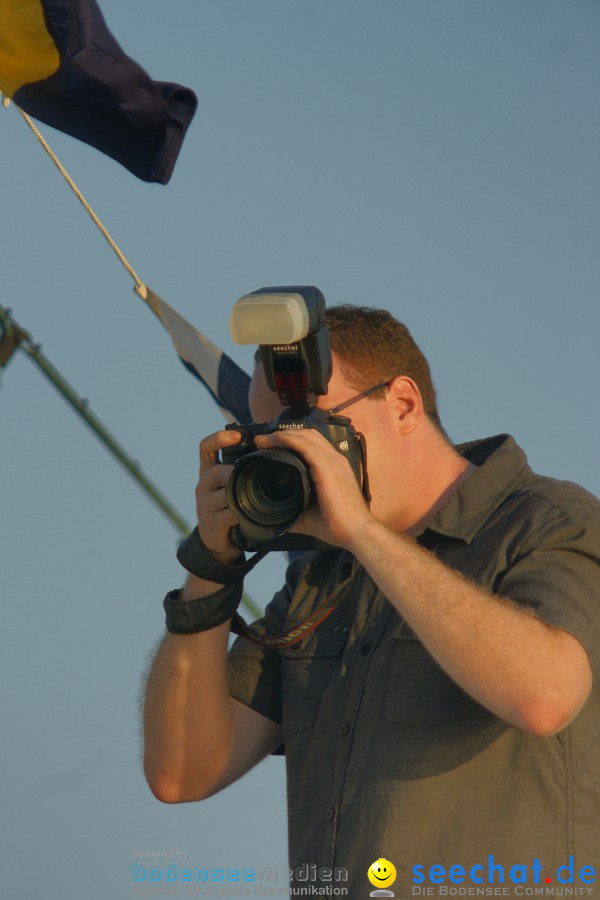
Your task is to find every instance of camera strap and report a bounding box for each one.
[176,527,267,584]
[230,570,357,649]
[356,431,371,504]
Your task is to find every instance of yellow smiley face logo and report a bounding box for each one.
[368,858,397,888]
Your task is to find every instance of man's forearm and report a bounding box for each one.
[346,519,592,735]
[143,594,234,803]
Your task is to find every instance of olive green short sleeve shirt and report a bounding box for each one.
[227,435,600,896]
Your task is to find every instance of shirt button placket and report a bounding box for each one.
[320,592,393,870]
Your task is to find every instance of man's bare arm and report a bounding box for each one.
[143,597,281,803]
[143,428,282,803]
[347,520,592,736]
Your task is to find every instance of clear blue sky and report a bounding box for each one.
[1,2,598,897]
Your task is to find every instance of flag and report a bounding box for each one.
[136,285,251,424]
[0,0,197,183]
[137,287,305,563]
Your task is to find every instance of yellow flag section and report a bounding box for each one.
[0,0,60,98]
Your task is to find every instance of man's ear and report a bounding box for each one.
[387,375,423,435]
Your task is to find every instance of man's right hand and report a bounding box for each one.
[195,428,244,565]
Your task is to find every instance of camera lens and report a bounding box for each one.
[256,464,298,506]
[238,458,306,525]
[227,449,313,533]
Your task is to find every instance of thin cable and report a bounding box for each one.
[14,103,144,289]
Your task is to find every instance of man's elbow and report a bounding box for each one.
[143,761,219,805]
[517,638,593,737]
[517,688,591,737]
[145,777,185,805]
[519,707,571,737]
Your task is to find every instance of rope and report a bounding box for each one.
[10,101,144,289]
[1,97,264,622]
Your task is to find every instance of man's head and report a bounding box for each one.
[249,303,444,434]
[246,302,463,532]
[324,304,443,432]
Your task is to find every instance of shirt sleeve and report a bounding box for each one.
[227,553,308,725]
[497,505,600,680]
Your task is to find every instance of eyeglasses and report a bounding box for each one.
[329,380,391,415]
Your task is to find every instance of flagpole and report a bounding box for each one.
[0,304,262,619]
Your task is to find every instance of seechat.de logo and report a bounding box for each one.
[411,855,595,889]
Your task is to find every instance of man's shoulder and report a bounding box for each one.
[452,434,600,550]
[517,466,600,525]
[461,433,600,522]
[486,465,600,564]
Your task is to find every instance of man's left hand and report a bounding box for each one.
[253,427,373,548]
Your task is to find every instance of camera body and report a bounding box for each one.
[223,406,367,551]
[224,286,369,552]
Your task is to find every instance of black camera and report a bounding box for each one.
[223,286,369,552]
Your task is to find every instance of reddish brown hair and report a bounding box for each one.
[325,304,443,431]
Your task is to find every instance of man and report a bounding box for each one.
[144,305,600,896]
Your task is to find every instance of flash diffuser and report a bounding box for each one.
[229,293,310,345]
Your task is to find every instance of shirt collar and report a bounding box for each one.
[421,434,531,544]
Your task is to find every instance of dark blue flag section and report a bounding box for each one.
[0,0,198,183]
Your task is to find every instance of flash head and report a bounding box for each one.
[229,285,331,407]
[229,286,326,345]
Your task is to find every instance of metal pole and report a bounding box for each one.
[0,304,262,619]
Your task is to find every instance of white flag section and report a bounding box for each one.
[136,284,251,424]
